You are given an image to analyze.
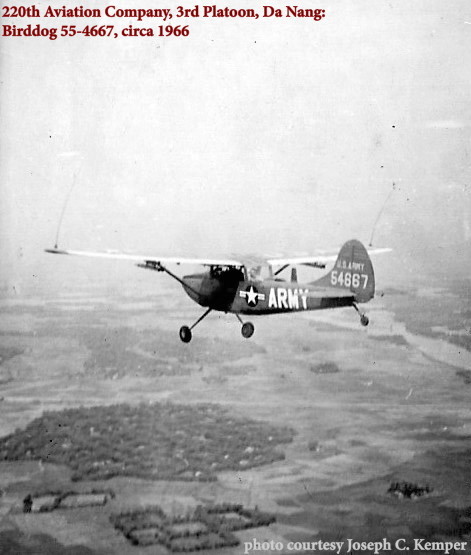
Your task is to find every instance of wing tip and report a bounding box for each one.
[45,248,69,255]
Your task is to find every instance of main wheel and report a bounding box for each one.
[241,322,255,339]
[179,325,192,343]
[360,315,369,327]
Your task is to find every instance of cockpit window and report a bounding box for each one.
[248,266,262,280]
[210,266,244,283]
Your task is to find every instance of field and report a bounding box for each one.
[0,277,470,554]
[111,503,275,550]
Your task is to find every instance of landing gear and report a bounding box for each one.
[179,309,255,342]
[179,308,212,343]
[236,314,255,339]
[353,302,369,327]
[179,326,192,343]
[241,322,255,338]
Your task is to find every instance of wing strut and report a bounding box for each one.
[274,264,289,276]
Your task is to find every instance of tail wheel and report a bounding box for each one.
[241,322,255,339]
[179,326,192,343]
[360,315,369,327]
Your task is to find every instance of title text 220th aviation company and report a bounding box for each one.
[2,4,326,39]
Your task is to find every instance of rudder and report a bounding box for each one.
[313,239,375,303]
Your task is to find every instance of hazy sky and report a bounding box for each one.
[1,0,470,294]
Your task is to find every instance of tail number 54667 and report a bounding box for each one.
[331,271,368,288]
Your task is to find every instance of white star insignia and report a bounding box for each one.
[239,286,266,306]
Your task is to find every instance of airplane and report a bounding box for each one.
[45,239,390,343]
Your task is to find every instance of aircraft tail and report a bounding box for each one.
[313,239,375,303]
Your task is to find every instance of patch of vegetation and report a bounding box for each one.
[275,498,298,508]
[388,481,433,499]
[196,502,276,528]
[384,287,471,352]
[80,327,189,379]
[456,370,471,384]
[409,504,471,538]
[202,374,228,384]
[0,346,23,366]
[0,346,22,384]
[440,332,471,352]
[0,402,295,481]
[0,529,95,555]
[371,334,409,346]
[23,489,115,513]
[307,441,320,452]
[306,440,341,459]
[111,503,276,551]
[219,364,257,376]
[34,323,266,379]
[309,362,340,374]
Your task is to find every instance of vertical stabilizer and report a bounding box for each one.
[313,239,375,303]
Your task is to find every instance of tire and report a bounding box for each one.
[179,326,192,343]
[241,322,255,339]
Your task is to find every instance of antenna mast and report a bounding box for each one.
[54,174,77,249]
[369,183,395,247]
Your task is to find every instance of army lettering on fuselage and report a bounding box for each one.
[268,287,309,310]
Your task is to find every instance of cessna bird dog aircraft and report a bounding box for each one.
[46,240,389,342]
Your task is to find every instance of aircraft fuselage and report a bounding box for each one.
[182,272,354,315]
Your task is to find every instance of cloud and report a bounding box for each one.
[57,151,82,158]
[425,120,467,129]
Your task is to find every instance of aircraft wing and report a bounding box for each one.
[45,245,391,269]
[44,248,244,267]
[266,247,392,268]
